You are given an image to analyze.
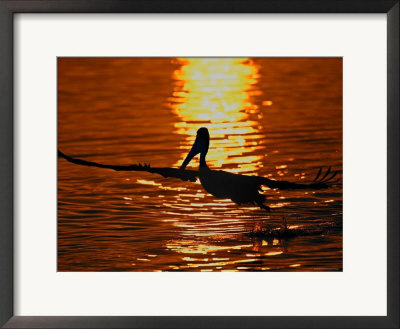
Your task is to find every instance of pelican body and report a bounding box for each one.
[180,128,271,210]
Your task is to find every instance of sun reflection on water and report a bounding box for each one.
[160,58,273,259]
[169,58,265,174]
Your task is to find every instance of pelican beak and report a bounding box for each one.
[180,137,202,170]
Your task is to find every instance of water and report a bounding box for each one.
[58,57,342,271]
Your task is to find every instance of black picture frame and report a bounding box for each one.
[0,1,398,328]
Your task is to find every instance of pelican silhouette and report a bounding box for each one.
[58,127,337,212]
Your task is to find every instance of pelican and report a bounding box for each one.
[58,127,337,212]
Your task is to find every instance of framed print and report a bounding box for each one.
[0,1,398,328]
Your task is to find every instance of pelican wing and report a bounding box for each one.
[58,150,199,182]
[261,177,327,190]
[208,170,334,192]
[259,168,337,190]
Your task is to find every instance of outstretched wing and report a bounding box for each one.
[258,167,338,190]
[58,150,199,182]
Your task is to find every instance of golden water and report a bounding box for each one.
[58,57,342,271]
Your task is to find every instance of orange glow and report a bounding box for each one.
[170,58,265,174]
[160,59,276,267]
[136,179,160,186]
[57,57,343,272]
[264,251,284,256]
[166,240,254,255]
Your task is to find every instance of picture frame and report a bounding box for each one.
[0,0,398,328]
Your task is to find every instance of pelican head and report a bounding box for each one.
[180,127,210,170]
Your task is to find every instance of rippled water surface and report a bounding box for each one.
[58,58,342,271]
